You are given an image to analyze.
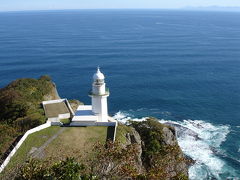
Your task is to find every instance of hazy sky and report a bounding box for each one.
[1,0,240,12]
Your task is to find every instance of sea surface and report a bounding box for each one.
[0,10,240,179]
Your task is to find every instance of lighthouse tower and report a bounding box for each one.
[89,67,109,122]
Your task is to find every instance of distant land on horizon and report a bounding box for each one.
[183,6,240,12]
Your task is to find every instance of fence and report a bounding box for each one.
[0,122,51,173]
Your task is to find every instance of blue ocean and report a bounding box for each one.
[0,10,239,179]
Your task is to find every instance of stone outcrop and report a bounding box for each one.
[121,118,190,179]
[158,125,189,178]
[43,82,60,100]
[125,127,144,172]
[68,99,84,113]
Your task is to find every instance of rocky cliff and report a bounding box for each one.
[0,77,190,180]
[117,118,190,179]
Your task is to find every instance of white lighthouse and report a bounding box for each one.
[89,67,109,122]
[71,67,116,126]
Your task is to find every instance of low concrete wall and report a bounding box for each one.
[0,122,51,173]
[113,122,118,141]
[42,99,66,105]
[70,121,118,142]
[42,99,74,116]
[50,121,63,126]
[58,113,70,119]
[65,100,75,116]
[70,121,117,127]
[48,117,59,122]
[96,122,117,126]
[47,113,70,126]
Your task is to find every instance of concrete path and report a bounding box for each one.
[31,128,66,159]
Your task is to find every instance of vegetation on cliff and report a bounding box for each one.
[0,77,189,179]
[129,118,189,179]
[14,141,141,180]
[5,119,189,180]
[0,76,59,161]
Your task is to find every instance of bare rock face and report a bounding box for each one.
[125,127,144,172]
[69,100,84,113]
[43,83,61,100]
[160,126,189,178]
[127,118,190,179]
[161,126,178,146]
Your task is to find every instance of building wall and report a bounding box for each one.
[99,96,108,122]
[70,121,116,127]
[92,96,108,122]
[58,113,70,119]
[92,82,106,95]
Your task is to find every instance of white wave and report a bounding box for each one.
[114,111,231,180]
[161,120,230,179]
[175,121,229,179]
[113,111,147,124]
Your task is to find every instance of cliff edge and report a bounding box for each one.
[0,76,60,161]
[117,119,190,179]
[0,77,190,180]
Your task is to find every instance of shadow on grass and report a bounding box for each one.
[0,134,23,164]
[106,126,115,141]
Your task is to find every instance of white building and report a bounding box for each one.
[90,67,109,122]
[0,68,117,174]
[42,99,74,125]
[71,67,116,126]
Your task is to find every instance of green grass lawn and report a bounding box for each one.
[1,126,108,177]
[1,126,61,177]
[60,118,71,124]
[115,123,132,144]
[44,126,108,161]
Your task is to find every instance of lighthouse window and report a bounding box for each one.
[96,79,104,84]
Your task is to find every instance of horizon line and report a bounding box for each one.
[0,8,178,13]
[0,7,240,13]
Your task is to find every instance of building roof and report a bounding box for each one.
[72,105,98,122]
[44,102,70,118]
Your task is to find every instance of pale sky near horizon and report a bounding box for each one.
[0,0,240,12]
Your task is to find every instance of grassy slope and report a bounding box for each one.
[44,126,108,161]
[1,126,108,177]
[1,126,60,176]
[2,121,189,179]
[115,123,132,144]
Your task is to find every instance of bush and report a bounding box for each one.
[15,159,49,180]
[0,76,54,159]
[14,113,45,133]
[15,158,89,180]
[39,75,51,82]
[14,141,142,180]
[51,157,84,180]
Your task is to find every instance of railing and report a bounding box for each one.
[106,87,110,94]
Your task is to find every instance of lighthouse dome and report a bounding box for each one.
[93,67,105,80]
